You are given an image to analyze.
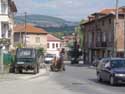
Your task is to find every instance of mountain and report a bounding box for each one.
[15,15,79,32]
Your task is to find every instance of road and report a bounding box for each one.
[0,63,125,94]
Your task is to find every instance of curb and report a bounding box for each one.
[18,69,48,80]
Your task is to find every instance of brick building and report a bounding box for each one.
[81,7,125,63]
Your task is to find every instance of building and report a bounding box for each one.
[13,24,48,49]
[81,7,125,63]
[46,34,62,56]
[63,35,75,47]
[0,0,17,49]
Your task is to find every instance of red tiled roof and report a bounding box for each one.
[47,34,61,41]
[99,8,115,14]
[14,24,48,34]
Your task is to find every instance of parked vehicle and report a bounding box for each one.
[96,57,125,85]
[44,54,55,64]
[14,48,40,74]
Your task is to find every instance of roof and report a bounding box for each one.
[82,7,125,25]
[47,34,61,41]
[14,24,48,34]
[99,8,115,14]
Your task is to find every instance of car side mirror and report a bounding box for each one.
[104,62,111,70]
[106,66,111,70]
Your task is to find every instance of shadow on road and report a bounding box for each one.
[66,63,96,69]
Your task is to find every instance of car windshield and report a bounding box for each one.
[111,60,125,68]
[46,54,54,58]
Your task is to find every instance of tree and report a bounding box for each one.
[16,43,24,48]
[37,47,45,56]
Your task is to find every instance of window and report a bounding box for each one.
[1,23,8,38]
[1,0,7,14]
[52,43,55,48]
[47,43,49,48]
[102,32,106,42]
[97,32,101,42]
[102,20,105,26]
[109,18,111,24]
[35,37,40,43]
[56,43,58,48]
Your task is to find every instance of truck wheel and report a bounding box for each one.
[19,69,23,74]
[33,66,37,74]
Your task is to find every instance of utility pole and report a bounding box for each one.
[24,12,27,48]
[124,13,125,57]
[114,0,119,57]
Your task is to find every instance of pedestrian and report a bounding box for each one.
[58,48,65,71]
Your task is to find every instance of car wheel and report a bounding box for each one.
[110,76,117,86]
[97,73,102,82]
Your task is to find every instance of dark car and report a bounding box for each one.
[96,57,125,85]
[14,48,40,74]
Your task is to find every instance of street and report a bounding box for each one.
[0,62,125,94]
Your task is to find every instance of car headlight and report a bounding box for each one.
[115,74,125,77]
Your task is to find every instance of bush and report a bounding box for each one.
[37,48,45,56]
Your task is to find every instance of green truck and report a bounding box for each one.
[14,48,40,74]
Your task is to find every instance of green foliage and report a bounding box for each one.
[50,32,64,39]
[16,43,24,48]
[67,41,74,48]
[37,48,45,56]
[75,19,85,48]
[0,38,10,45]
[43,26,75,33]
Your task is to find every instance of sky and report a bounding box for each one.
[14,0,125,21]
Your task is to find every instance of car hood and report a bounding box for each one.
[112,68,125,74]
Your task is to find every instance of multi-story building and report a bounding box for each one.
[14,24,48,50]
[0,0,17,49]
[46,34,62,56]
[81,7,125,63]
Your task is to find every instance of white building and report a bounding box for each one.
[0,0,17,49]
[46,34,62,56]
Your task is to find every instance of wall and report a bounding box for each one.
[46,41,61,56]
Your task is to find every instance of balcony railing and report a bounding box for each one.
[96,42,113,48]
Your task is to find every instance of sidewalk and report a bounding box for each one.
[0,68,48,81]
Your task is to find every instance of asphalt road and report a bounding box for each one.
[0,63,125,94]
[50,63,125,94]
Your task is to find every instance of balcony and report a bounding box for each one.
[96,42,107,48]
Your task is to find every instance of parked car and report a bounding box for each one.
[44,54,56,64]
[14,48,40,74]
[96,57,125,85]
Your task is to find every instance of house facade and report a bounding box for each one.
[0,0,17,49]
[46,34,62,56]
[81,7,125,63]
[14,24,48,50]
